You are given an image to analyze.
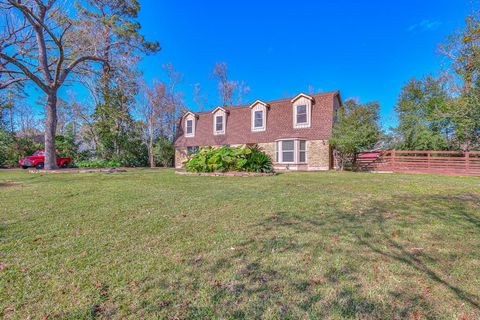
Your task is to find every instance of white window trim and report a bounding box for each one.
[252,109,266,132]
[184,113,196,138]
[249,100,268,132]
[275,139,308,164]
[293,103,311,128]
[213,110,226,135]
[292,92,313,129]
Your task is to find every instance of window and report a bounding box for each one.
[251,107,266,132]
[282,140,295,162]
[299,140,306,162]
[296,105,307,124]
[249,100,268,132]
[184,114,195,137]
[186,119,193,135]
[212,108,227,135]
[215,115,223,132]
[254,111,263,128]
[187,146,199,154]
[276,139,307,163]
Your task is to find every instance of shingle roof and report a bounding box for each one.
[174,91,340,147]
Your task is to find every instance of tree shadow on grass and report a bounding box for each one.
[0,181,17,189]
[164,217,438,317]
[355,193,480,312]
[356,227,480,311]
[53,192,480,318]
[177,192,480,318]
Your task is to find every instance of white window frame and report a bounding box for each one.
[184,113,196,138]
[295,105,308,125]
[275,139,308,163]
[212,108,227,135]
[249,100,268,132]
[292,93,313,128]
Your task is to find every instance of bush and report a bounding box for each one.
[76,160,122,168]
[154,137,174,167]
[185,145,273,173]
[0,130,12,167]
[0,133,43,168]
[55,134,79,160]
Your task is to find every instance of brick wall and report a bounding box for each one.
[257,142,276,161]
[175,147,188,169]
[307,140,331,170]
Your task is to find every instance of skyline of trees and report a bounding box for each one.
[1,3,479,169]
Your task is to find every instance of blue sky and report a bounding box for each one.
[136,0,474,129]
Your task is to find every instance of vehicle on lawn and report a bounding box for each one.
[18,150,72,169]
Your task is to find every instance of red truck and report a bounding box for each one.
[19,150,72,169]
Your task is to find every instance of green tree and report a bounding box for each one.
[55,122,79,161]
[330,99,382,170]
[79,0,159,162]
[440,10,480,150]
[0,129,12,167]
[393,76,453,150]
[153,137,174,167]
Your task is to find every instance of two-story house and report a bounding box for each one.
[174,91,342,171]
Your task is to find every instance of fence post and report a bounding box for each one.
[391,150,396,171]
[427,152,431,169]
[465,152,470,171]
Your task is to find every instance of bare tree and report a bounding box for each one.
[212,62,250,106]
[163,63,185,139]
[15,101,40,138]
[212,62,235,106]
[0,0,106,169]
[193,83,207,112]
[137,79,166,167]
[234,80,250,105]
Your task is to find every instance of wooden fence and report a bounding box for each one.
[356,150,480,176]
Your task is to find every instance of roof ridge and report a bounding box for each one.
[185,91,339,115]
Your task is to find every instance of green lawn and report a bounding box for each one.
[1,169,479,319]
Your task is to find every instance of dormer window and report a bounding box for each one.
[291,93,313,128]
[254,111,263,128]
[186,119,193,134]
[184,112,196,138]
[296,105,307,124]
[249,100,268,132]
[212,107,227,135]
[215,115,223,132]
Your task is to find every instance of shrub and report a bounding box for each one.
[76,160,122,168]
[0,129,12,167]
[0,133,43,168]
[154,137,175,167]
[185,145,273,173]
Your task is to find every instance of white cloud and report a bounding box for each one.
[407,19,441,32]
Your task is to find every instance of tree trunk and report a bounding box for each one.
[44,91,58,170]
[148,118,155,168]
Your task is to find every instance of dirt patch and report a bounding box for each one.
[0,181,21,189]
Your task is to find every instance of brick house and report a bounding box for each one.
[174,91,342,171]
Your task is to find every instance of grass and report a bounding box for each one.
[1,169,479,319]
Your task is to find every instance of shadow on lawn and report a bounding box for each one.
[171,193,480,319]
[57,192,480,319]
[356,194,480,312]
[0,181,17,189]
